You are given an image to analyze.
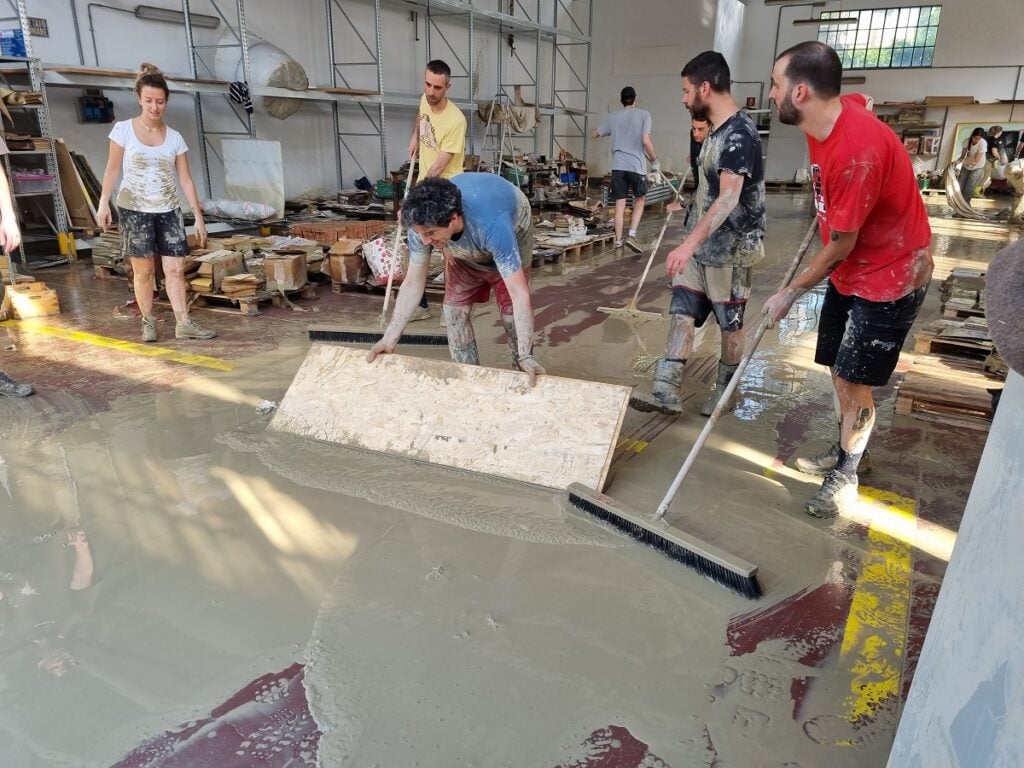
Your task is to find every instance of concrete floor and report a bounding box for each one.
[0,193,1004,767]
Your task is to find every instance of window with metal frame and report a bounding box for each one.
[818,5,941,70]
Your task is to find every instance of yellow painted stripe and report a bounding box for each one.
[1,320,234,372]
[615,438,650,454]
[839,486,914,730]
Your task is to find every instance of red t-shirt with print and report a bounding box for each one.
[808,95,932,301]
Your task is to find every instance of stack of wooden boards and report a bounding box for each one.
[0,281,60,320]
[898,268,1004,430]
[0,253,34,284]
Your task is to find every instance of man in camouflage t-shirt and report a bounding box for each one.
[636,51,766,417]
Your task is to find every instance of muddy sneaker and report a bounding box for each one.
[409,306,432,322]
[175,319,217,340]
[804,469,858,519]
[614,240,624,250]
[0,372,33,397]
[141,315,158,343]
[625,236,643,253]
[795,444,872,476]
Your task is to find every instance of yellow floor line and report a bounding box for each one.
[839,486,915,731]
[1,320,234,372]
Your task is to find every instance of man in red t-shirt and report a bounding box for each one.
[762,41,933,518]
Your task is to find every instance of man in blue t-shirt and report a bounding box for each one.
[368,175,544,385]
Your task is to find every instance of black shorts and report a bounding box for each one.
[119,207,189,258]
[815,281,928,387]
[610,170,648,201]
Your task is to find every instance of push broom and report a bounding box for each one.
[308,163,448,346]
[597,170,690,320]
[568,218,819,598]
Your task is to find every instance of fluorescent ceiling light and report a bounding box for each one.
[793,16,858,25]
[764,0,824,5]
[134,4,220,29]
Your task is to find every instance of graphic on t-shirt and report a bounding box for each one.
[812,163,826,216]
[418,115,437,150]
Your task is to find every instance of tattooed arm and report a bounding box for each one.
[665,170,743,275]
[762,228,859,327]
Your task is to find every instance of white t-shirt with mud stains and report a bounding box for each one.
[109,119,188,213]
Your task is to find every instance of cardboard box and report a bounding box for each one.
[328,238,363,256]
[196,249,245,291]
[3,282,60,319]
[265,253,307,291]
[323,253,370,285]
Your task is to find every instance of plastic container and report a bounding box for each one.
[375,179,405,199]
[12,173,56,195]
[0,29,27,57]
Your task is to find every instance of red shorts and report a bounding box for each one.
[443,255,527,316]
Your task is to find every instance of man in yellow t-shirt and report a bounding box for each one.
[406,59,468,319]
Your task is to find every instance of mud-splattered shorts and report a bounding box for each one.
[443,257,530,316]
[670,259,753,332]
[816,281,928,387]
[119,207,189,257]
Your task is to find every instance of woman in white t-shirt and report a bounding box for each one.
[957,127,988,207]
[97,63,215,343]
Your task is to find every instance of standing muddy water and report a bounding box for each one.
[0,195,997,766]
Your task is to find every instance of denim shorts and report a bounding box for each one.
[119,207,189,257]
[815,281,928,386]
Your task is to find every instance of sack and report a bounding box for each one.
[363,236,408,286]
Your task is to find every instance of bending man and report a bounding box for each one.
[368,175,544,385]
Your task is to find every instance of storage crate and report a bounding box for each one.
[12,173,56,195]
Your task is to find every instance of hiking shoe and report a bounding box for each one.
[175,319,217,340]
[141,316,158,343]
[0,372,33,397]
[804,469,858,519]
[625,236,643,253]
[795,444,872,476]
[410,306,432,322]
[614,240,624,249]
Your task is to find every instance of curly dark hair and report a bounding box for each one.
[401,177,463,227]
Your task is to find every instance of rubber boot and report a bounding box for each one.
[699,361,740,417]
[632,358,686,414]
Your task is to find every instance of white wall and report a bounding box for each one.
[583,0,718,175]
[17,0,523,198]
[734,0,1024,180]
[887,371,1024,768]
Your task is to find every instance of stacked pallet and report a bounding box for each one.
[288,219,388,245]
[939,268,986,318]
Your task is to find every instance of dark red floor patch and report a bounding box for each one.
[112,663,320,768]
[554,725,666,768]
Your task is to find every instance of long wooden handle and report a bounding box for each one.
[379,163,417,326]
[652,217,819,522]
[626,210,673,307]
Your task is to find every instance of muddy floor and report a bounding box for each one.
[0,193,1007,767]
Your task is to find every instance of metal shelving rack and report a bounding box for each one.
[1,0,70,267]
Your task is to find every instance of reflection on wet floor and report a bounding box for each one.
[0,192,1006,767]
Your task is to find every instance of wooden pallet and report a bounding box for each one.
[941,304,985,319]
[187,283,318,316]
[896,354,996,430]
[912,331,991,360]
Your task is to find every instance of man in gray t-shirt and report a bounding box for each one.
[592,86,659,252]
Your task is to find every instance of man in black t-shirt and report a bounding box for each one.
[634,51,766,417]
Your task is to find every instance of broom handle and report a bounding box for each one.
[652,217,819,522]
[626,210,673,307]
[379,163,417,326]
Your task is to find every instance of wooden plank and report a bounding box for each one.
[269,344,632,491]
[54,139,95,228]
[316,86,380,96]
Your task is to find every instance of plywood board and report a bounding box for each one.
[269,344,631,491]
[54,139,95,228]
